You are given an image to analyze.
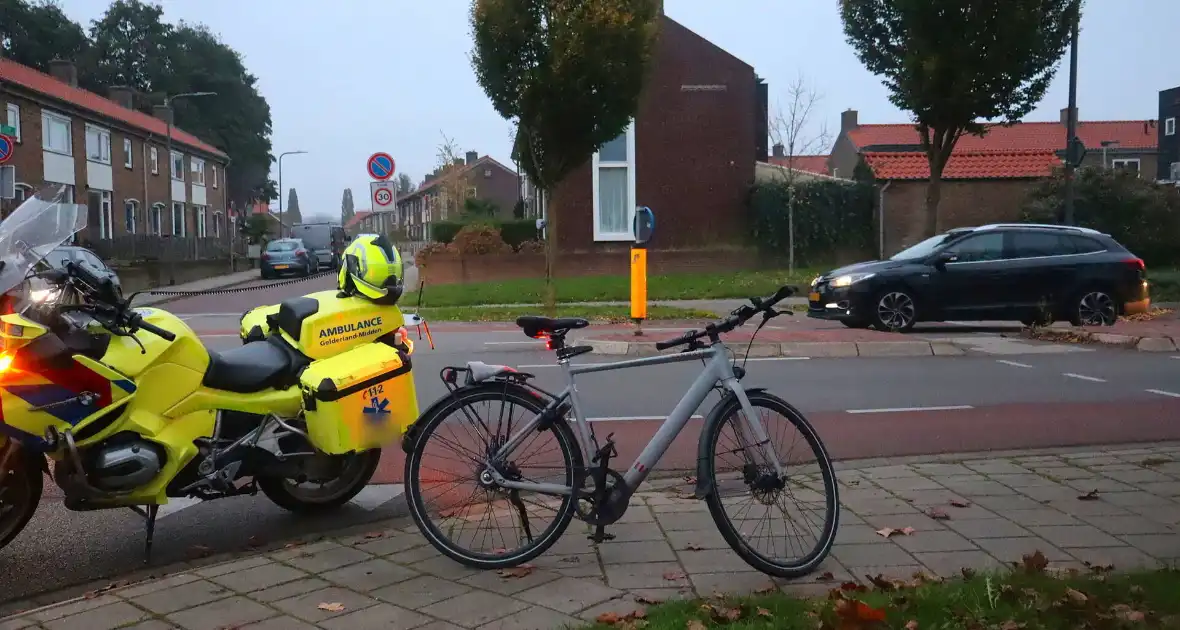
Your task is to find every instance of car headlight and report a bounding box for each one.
[810,276,821,288]
[831,273,875,288]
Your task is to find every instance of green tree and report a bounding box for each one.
[86,0,171,93]
[341,188,355,224]
[463,197,500,219]
[0,0,92,77]
[840,0,1076,237]
[241,213,271,244]
[471,0,661,312]
[286,188,302,225]
[396,173,415,195]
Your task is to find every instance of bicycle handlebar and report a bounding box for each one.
[654,285,797,351]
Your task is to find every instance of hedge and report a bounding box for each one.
[747,179,877,265]
[431,219,539,250]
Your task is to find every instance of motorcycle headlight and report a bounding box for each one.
[29,288,56,303]
[830,273,875,288]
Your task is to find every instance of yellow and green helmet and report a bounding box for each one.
[337,234,404,305]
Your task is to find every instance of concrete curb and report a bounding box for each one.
[1024,328,1178,352]
[584,337,966,358]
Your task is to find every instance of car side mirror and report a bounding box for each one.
[932,252,957,270]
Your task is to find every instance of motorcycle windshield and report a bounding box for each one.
[0,185,87,297]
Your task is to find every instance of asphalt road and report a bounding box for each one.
[3,285,1180,605]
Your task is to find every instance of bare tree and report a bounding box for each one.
[433,132,472,222]
[768,73,832,272]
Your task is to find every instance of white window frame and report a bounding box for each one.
[195,205,207,237]
[171,151,185,182]
[211,164,218,188]
[1111,158,1141,174]
[41,110,72,155]
[124,199,138,235]
[150,203,164,235]
[95,190,113,239]
[171,202,186,236]
[591,121,637,242]
[212,210,223,237]
[5,103,20,143]
[123,137,132,169]
[1167,117,1176,137]
[14,183,32,203]
[191,157,206,186]
[85,124,112,164]
[150,147,159,174]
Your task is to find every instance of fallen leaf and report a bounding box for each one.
[900,527,916,535]
[960,567,976,579]
[905,621,919,630]
[875,527,901,538]
[834,598,887,624]
[82,591,100,599]
[925,508,950,520]
[559,555,581,563]
[1064,588,1089,604]
[840,581,867,593]
[282,541,304,550]
[362,531,384,540]
[867,574,898,591]
[1078,489,1100,501]
[682,475,697,484]
[757,607,772,618]
[662,570,687,581]
[634,594,663,605]
[1084,561,1114,574]
[686,620,707,630]
[685,543,704,551]
[186,544,213,559]
[815,571,836,582]
[1021,551,1049,574]
[754,583,777,594]
[498,564,535,578]
[596,612,621,624]
[1115,608,1146,622]
[949,499,971,508]
[1000,621,1025,630]
[317,602,345,612]
[711,606,742,622]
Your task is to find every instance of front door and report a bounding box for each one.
[932,231,1010,318]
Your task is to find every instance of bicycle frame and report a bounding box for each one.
[483,342,786,500]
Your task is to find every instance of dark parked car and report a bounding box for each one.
[807,223,1150,332]
[260,238,320,279]
[45,246,122,295]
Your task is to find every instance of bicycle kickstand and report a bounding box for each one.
[588,433,618,544]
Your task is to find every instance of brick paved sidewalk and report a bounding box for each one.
[5,442,1180,630]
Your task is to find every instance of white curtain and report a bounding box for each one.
[597,167,629,234]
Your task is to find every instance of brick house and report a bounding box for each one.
[1159,86,1180,183]
[529,12,768,253]
[395,152,519,242]
[827,108,1160,254]
[1,58,230,247]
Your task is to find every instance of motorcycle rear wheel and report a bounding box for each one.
[0,450,43,550]
[258,449,381,513]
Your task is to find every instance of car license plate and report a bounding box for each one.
[273,264,289,270]
[809,291,821,302]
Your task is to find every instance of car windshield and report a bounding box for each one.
[267,240,299,252]
[889,232,962,261]
[0,185,87,296]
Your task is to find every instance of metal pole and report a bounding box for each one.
[165,96,176,285]
[1063,1,1080,225]
[278,153,284,238]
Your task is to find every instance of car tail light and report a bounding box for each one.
[1126,257,1145,272]
[295,249,307,257]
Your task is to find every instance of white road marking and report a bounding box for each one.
[1171,356,1180,360]
[1063,373,1106,383]
[996,360,1034,368]
[154,484,406,519]
[484,341,545,346]
[845,405,974,415]
[514,356,810,369]
[1146,389,1180,398]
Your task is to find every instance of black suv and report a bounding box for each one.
[807,224,1150,332]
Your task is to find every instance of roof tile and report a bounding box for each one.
[862,150,1064,180]
[849,120,1158,152]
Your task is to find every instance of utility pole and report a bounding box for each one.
[163,91,216,283]
[1062,1,1081,225]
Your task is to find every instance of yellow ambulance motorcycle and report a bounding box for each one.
[0,186,421,559]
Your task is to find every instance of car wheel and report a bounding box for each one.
[1069,289,1117,326]
[871,290,917,332]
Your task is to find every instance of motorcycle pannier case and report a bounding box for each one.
[299,342,419,455]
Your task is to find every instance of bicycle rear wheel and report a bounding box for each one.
[702,391,839,578]
[405,383,582,569]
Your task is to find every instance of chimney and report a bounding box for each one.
[1060,106,1078,126]
[840,109,859,132]
[107,86,135,110]
[772,143,785,158]
[465,150,479,165]
[48,60,78,87]
[152,105,173,125]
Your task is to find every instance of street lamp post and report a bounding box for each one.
[163,91,216,284]
[278,150,308,237]
[1062,1,1081,225]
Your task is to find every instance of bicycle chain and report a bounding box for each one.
[131,269,337,301]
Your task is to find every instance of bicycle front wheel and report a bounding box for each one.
[702,391,839,578]
[405,383,582,569]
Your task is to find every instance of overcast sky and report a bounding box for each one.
[58,0,1174,219]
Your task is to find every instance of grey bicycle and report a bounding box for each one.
[402,287,839,577]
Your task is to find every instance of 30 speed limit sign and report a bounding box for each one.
[371,181,396,207]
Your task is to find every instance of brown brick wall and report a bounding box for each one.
[418,248,764,285]
[466,162,519,219]
[550,16,757,253]
[881,179,1036,254]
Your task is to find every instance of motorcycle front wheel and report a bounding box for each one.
[258,449,381,513]
[0,449,43,550]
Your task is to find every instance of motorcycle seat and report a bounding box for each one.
[203,336,309,394]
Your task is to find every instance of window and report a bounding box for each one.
[195,205,207,237]
[13,183,31,203]
[172,202,185,236]
[90,190,113,239]
[150,203,164,235]
[85,124,112,164]
[124,199,138,234]
[191,158,206,186]
[1011,231,1074,258]
[213,210,223,237]
[1167,117,1176,137]
[944,232,1005,262]
[150,147,158,174]
[171,152,184,181]
[5,103,19,142]
[123,137,132,168]
[41,111,72,155]
[1111,158,1140,174]
[592,122,636,241]
[1066,234,1105,254]
[79,250,107,275]
[211,164,218,188]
